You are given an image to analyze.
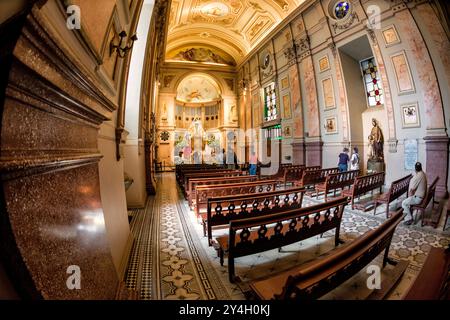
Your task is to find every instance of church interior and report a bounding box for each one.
[0,0,449,301]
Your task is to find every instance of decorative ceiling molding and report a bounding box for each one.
[166,0,303,64]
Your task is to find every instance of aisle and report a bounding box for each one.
[124,172,450,300]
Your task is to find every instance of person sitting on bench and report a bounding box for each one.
[402,162,427,225]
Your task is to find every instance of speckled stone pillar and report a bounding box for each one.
[305,140,323,167]
[424,136,449,198]
[0,7,120,299]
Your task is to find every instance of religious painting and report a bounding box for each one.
[321,77,335,110]
[318,55,330,72]
[324,116,338,134]
[382,25,400,47]
[284,125,292,138]
[282,93,292,119]
[391,51,415,95]
[281,76,289,90]
[401,102,420,128]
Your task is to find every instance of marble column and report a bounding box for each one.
[424,136,449,198]
[292,138,305,165]
[0,7,120,299]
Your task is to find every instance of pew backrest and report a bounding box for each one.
[269,209,403,300]
[195,179,278,217]
[387,174,413,203]
[300,167,339,187]
[206,187,306,245]
[228,196,349,261]
[188,175,259,206]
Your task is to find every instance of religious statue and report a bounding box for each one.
[368,118,384,161]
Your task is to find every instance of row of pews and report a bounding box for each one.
[175,164,447,299]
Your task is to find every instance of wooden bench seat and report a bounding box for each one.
[403,246,450,300]
[205,187,306,245]
[183,170,243,196]
[412,176,439,226]
[295,167,339,191]
[315,170,359,201]
[282,166,321,188]
[374,174,412,218]
[342,172,385,210]
[250,209,405,300]
[216,196,349,282]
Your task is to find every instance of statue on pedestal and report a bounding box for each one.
[367,118,385,173]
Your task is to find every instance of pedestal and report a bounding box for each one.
[367,160,385,174]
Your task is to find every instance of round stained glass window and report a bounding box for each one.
[334,1,350,19]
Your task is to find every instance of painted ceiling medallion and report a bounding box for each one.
[200,2,230,18]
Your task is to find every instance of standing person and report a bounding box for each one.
[350,147,360,171]
[338,147,350,172]
[216,148,225,166]
[226,147,235,169]
[402,162,427,225]
[249,152,258,176]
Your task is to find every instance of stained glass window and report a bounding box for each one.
[264,83,277,122]
[334,2,350,19]
[360,57,384,107]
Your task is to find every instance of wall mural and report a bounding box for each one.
[167,47,236,66]
[176,75,221,103]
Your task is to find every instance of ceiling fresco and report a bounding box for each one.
[166,0,304,65]
[176,74,221,103]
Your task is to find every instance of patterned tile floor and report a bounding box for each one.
[124,173,450,300]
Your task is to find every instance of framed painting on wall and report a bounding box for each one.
[284,125,293,138]
[318,55,330,72]
[321,77,335,110]
[401,102,420,128]
[281,76,289,90]
[390,51,415,95]
[282,93,292,119]
[382,25,401,47]
[324,116,338,134]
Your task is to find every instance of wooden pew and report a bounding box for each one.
[188,175,259,207]
[183,170,243,196]
[177,166,228,186]
[176,164,221,181]
[282,166,321,188]
[315,170,360,201]
[444,209,450,231]
[264,163,295,181]
[295,167,339,192]
[342,172,385,210]
[403,246,450,300]
[249,209,405,300]
[216,196,349,282]
[206,187,306,246]
[194,179,278,221]
[373,174,412,218]
[412,176,439,226]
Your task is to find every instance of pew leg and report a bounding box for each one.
[219,248,224,266]
[335,227,341,247]
[373,202,378,215]
[228,257,235,283]
[278,247,282,253]
[382,239,394,268]
[202,220,207,237]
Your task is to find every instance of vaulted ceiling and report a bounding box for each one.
[166,0,304,66]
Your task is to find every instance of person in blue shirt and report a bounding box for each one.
[338,147,350,172]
